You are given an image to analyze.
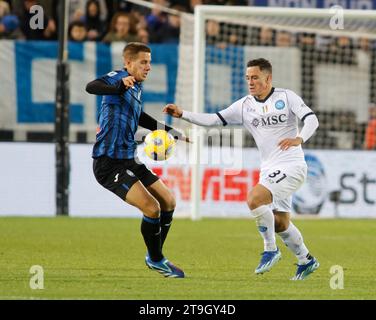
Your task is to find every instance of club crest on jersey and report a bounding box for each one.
[275,100,285,110]
[107,71,117,77]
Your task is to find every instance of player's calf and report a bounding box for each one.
[124,182,164,262]
[273,212,290,233]
[247,187,276,252]
[147,180,176,247]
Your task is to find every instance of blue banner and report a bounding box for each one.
[13,42,178,124]
[15,41,85,123]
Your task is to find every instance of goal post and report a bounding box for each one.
[179,5,376,220]
[190,7,206,221]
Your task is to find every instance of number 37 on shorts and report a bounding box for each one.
[260,164,307,201]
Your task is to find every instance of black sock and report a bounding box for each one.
[160,210,174,247]
[141,215,163,262]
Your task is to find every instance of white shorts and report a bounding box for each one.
[259,163,307,213]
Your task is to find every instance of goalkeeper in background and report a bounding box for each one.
[86,42,188,278]
[164,58,320,280]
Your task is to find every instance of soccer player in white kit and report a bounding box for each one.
[163,58,320,280]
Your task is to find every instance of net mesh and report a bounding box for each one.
[176,8,376,150]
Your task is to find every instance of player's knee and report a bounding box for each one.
[143,199,161,218]
[247,195,265,211]
[164,193,176,212]
[247,186,272,211]
[157,190,176,212]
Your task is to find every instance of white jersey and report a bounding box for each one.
[217,88,314,170]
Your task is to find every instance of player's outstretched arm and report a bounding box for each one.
[163,104,223,127]
[139,111,191,143]
[163,104,184,118]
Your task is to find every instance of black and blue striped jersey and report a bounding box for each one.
[92,69,142,159]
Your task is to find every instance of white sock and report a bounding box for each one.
[278,222,310,264]
[251,205,277,252]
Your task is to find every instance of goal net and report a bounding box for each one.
[175,6,376,218]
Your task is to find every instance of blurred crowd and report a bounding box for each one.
[0,0,247,42]
[1,0,375,149]
[2,1,374,53]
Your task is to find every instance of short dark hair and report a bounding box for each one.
[123,42,151,60]
[69,21,85,30]
[247,58,272,74]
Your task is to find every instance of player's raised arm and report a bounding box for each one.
[163,103,240,127]
[85,76,136,95]
[86,78,124,95]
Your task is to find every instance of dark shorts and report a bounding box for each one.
[93,156,159,200]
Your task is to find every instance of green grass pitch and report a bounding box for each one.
[0,217,375,300]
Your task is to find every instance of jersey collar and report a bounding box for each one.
[254,87,275,103]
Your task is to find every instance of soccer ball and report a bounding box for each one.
[144,130,176,161]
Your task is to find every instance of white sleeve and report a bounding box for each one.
[181,98,244,127]
[287,90,319,143]
[298,114,319,143]
[181,111,223,127]
[217,98,244,125]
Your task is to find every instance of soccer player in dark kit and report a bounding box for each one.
[86,42,189,278]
